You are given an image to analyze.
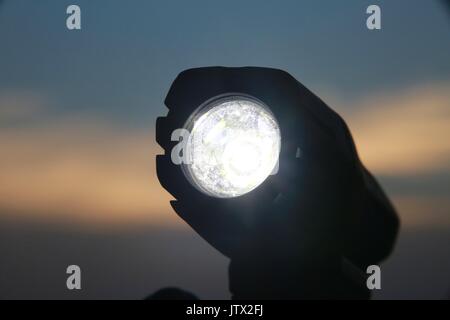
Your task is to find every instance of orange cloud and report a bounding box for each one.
[337,83,450,175]
[392,195,450,229]
[0,117,179,228]
[1,83,449,229]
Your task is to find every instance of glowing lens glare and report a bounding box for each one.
[183,96,281,198]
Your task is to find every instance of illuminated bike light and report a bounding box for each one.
[182,95,281,198]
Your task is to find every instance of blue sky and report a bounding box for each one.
[1,0,449,127]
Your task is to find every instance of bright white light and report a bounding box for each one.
[183,96,281,198]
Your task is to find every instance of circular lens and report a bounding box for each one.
[182,95,281,198]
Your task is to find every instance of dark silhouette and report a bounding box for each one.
[441,0,450,14]
[156,67,399,299]
[147,287,198,300]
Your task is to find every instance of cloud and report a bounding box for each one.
[1,83,449,228]
[391,195,450,229]
[332,82,450,229]
[337,82,450,175]
[0,90,47,121]
[0,111,177,228]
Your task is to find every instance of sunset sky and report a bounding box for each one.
[0,0,449,299]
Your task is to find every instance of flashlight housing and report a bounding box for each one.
[156,67,399,299]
